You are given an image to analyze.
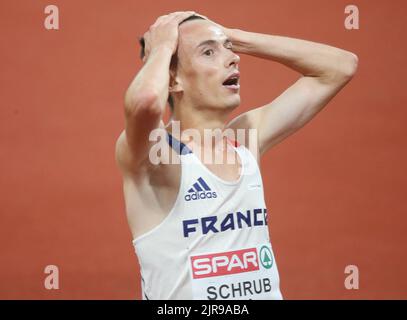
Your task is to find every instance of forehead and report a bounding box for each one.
[178,20,227,50]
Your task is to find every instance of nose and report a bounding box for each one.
[226,51,240,68]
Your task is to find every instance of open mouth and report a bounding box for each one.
[222,76,240,90]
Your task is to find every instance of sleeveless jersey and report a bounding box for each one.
[132,132,283,300]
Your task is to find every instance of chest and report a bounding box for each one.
[189,145,244,183]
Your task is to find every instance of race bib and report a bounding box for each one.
[189,243,282,300]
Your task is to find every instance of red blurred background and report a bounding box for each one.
[0,0,406,299]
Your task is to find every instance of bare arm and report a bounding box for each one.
[116,11,195,174]
[117,46,173,173]
[225,28,358,155]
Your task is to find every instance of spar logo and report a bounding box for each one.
[259,246,273,269]
[191,248,260,279]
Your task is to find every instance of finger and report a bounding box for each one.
[152,14,171,27]
[151,11,195,28]
[194,13,207,19]
[168,11,195,16]
[171,11,196,22]
[152,13,182,27]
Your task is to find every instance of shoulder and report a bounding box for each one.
[115,120,168,175]
[225,116,261,166]
[115,128,181,186]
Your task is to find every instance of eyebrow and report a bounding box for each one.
[196,38,232,50]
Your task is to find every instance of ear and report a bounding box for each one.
[169,69,183,93]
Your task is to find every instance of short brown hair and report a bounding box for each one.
[138,14,206,113]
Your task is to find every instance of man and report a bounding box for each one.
[115,11,358,300]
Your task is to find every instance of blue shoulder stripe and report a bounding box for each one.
[166,131,193,155]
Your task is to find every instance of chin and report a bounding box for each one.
[230,95,241,106]
[225,100,240,111]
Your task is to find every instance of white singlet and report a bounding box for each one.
[132,132,283,300]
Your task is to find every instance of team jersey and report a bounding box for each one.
[132,131,283,300]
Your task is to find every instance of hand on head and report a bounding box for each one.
[141,11,196,63]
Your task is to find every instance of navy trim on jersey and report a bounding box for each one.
[141,276,150,300]
[166,132,193,155]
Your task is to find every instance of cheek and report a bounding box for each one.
[188,69,218,90]
[196,65,221,90]
[182,58,222,95]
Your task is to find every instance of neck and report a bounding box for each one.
[166,102,236,152]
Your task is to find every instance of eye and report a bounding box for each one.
[203,49,214,56]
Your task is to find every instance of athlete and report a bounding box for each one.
[115,11,358,300]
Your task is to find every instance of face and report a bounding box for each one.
[171,19,241,111]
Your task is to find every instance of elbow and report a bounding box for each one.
[339,52,359,80]
[124,90,162,117]
[318,52,359,84]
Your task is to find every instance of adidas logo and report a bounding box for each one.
[184,177,217,201]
